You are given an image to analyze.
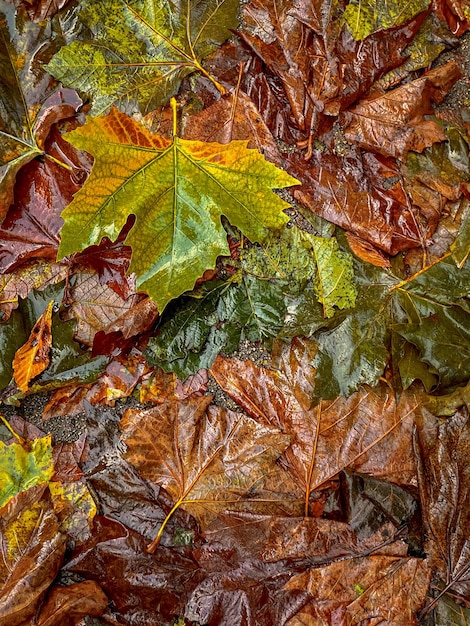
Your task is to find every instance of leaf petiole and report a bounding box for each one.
[0,414,25,445]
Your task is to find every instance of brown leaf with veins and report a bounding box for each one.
[13,300,53,392]
[0,261,66,321]
[285,148,434,254]
[210,338,418,514]
[414,407,470,602]
[0,485,66,626]
[284,552,431,625]
[63,268,157,346]
[341,61,462,160]
[120,395,291,552]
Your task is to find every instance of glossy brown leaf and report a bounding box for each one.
[14,0,72,22]
[13,300,53,392]
[0,485,66,626]
[35,580,107,626]
[0,89,92,273]
[64,516,204,625]
[341,61,462,159]
[285,147,433,254]
[210,339,418,513]
[284,552,431,625]
[414,408,470,600]
[43,351,150,419]
[62,268,155,346]
[120,395,291,551]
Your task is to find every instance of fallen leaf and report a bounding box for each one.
[120,395,291,551]
[58,107,298,311]
[0,485,66,626]
[64,515,204,624]
[341,61,462,159]
[414,408,470,600]
[284,552,431,625]
[0,2,77,215]
[343,0,430,40]
[13,300,54,392]
[0,433,53,507]
[0,90,92,274]
[35,580,107,626]
[210,340,419,510]
[46,0,239,115]
[62,268,146,346]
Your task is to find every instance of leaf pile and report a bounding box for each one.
[0,0,470,624]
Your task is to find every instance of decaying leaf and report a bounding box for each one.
[0,2,78,216]
[342,61,461,159]
[120,395,291,551]
[0,485,66,626]
[414,408,470,600]
[210,339,418,512]
[46,0,239,115]
[58,107,298,311]
[0,434,53,507]
[343,0,430,40]
[284,551,431,625]
[13,300,54,392]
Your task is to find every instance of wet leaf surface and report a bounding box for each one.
[46,0,239,115]
[58,107,297,311]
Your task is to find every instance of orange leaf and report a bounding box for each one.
[13,300,54,392]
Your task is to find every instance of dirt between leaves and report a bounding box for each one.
[1,339,270,442]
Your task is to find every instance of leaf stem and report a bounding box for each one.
[389,252,452,292]
[170,97,178,137]
[45,153,73,171]
[0,414,25,445]
[147,497,183,554]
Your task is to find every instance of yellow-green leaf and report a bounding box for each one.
[0,435,53,507]
[45,0,239,115]
[312,236,357,318]
[59,108,298,311]
[343,0,430,40]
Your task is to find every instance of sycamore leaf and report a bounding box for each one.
[45,0,239,116]
[283,242,470,398]
[311,236,357,318]
[210,339,418,511]
[120,396,291,552]
[343,0,430,40]
[285,554,431,625]
[342,62,461,159]
[59,108,297,311]
[415,409,470,599]
[13,300,54,392]
[0,2,79,217]
[0,434,53,507]
[0,485,66,625]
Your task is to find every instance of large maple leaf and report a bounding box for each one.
[45,0,239,115]
[59,107,297,311]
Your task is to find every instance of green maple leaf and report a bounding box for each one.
[45,0,239,115]
[59,107,298,311]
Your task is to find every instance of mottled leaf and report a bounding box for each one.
[0,485,66,626]
[46,0,239,115]
[0,434,53,507]
[0,1,77,216]
[13,300,54,392]
[59,107,297,311]
[343,0,430,40]
[311,236,357,318]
